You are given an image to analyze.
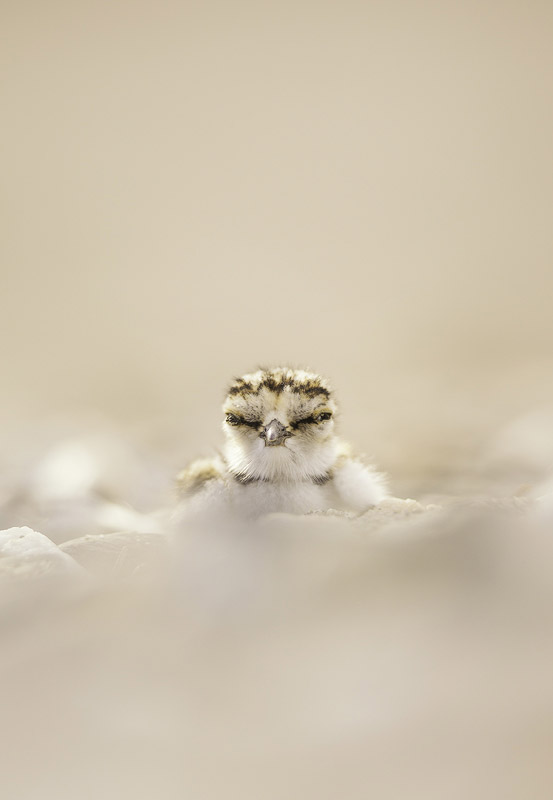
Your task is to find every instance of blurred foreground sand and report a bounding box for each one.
[1,415,553,800]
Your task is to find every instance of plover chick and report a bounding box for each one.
[176,367,388,518]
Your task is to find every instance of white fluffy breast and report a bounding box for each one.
[228,462,386,517]
[228,480,332,517]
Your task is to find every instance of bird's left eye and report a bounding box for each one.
[226,413,241,425]
[316,412,332,422]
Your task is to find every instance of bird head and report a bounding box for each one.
[222,367,338,483]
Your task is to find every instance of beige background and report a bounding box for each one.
[2,0,553,494]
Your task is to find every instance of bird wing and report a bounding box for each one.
[176,456,226,497]
[331,439,388,510]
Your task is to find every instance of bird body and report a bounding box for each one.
[177,368,387,518]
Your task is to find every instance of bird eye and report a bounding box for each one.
[226,413,241,425]
[316,412,332,422]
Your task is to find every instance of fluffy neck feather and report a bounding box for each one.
[223,437,339,484]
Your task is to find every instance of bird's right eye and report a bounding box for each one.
[226,413,241,425]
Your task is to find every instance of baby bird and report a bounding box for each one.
[177,367,387,518]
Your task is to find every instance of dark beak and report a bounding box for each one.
[261,419,290,447]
